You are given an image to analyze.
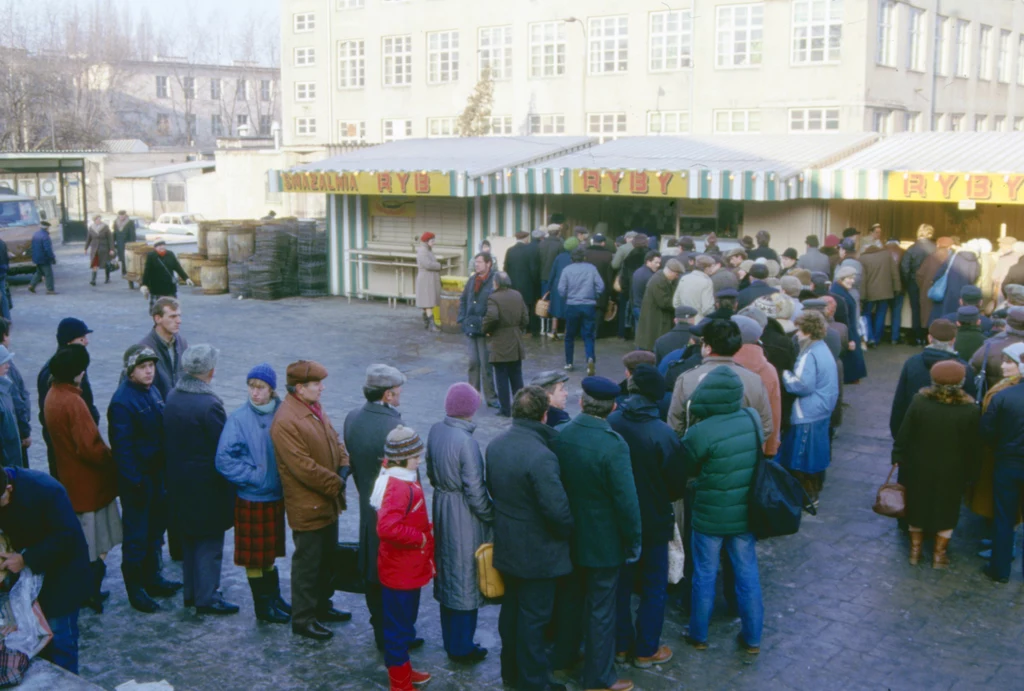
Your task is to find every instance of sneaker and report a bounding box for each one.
[736,634,760,655]
[586,358,595,376]
[683,635,708,650]
[564,363,573,371]
[633,645,672,668]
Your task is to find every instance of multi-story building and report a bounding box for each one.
[280,0,1024,146]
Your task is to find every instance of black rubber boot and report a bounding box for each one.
[89,271,97,286]
[144,554,183,597]
[249,577,289,624]
[123,564,160,613]
[85,560,111,613]
[265,567,291,615]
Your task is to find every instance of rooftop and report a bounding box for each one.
[824,132,1024,172]
[114,160,215,179]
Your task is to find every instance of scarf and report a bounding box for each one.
[473,270,491,293]
[290,393,324,422]
[251,399,276,414]
[369,466,418,511]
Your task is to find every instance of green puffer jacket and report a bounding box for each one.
[682,366,763,536]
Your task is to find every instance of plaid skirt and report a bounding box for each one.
[234,497,286,569]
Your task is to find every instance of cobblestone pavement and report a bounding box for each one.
[12,246,1023,690]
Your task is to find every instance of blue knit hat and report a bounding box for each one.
[247,363,277,390]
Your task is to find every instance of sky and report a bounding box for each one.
[60,0,280,30]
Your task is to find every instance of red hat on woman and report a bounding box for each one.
[421,232,436,243]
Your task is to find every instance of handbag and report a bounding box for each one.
[872,466,906,518]
[745,410,816,539]
[535,292,551,318]
[474,543,504,598]
[667,523,685,584]
[330,542,367,594]
[927,250,957,302]
[603,300,618,322]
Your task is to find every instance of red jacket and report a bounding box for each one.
[376,477,434,590]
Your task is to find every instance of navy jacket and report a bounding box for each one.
[7,363,30,441]
[0,468,90,618]
[607,395,688,544]
[981,381,1024,465]
[108,379,166,488]
[631,265,655,310]
[889,348,977,439]
[545,406,571,428]
[458,272,495,337]
[30,229,55,266]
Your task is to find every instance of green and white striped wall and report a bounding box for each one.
[797,169,888,200]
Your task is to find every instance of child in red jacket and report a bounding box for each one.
[371,426,435,691]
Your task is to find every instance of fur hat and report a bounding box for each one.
[444,382,481,418]
[182,344,218,376]
[834,266,857,282]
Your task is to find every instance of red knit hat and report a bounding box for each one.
[421,232,436,242]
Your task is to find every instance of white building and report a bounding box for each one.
[280,0,1024,146]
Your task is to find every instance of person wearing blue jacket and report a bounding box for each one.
[215,363,290,624]
[558,246,605,375]
[28,223,57,294]
[778,312,840,507]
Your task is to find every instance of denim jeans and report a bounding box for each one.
[0,279,9,321]
[690,530,763,647]
[864,300,889,345]
[564,304,597,365]
[42,611,79,674]
[992,461,1024,580]
[615,541,668,657]
[889,293,904,343]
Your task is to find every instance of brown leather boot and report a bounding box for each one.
[933,535,951,569]
[909,531,923,565]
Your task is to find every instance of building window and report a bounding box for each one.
[936,15,950,77]
[260,80,272,101]
[789,108,840,131]
[185,114,197,138]
[259,116,272,136]
[905,111,921,132]
[167,184,186,203]
[587,112,627,142]
[953,20,970,78]
[485,115,513,135]
[338,0,364,7]
[479,26,513,80]
[907,7,927,72]
[716,4,764,68]
[994,115,1007,132]
[183,76,195,100]
[339,40,366,88]
[792,0,842,64]
[1015,116,1024,131]
[1019,36,1024,84]
[427,117,457,137]
[427,30,460,84]
[932,113,944,131]
[979,25,993,80]
[876,1,897,67]
[383,119,414,142]
[210,78,221,100]
[237,114,249,132]
[588,15,629,74]
[383,35,413,86]
[156,76,168,99]
[998,30,1012,83]
[211,114,224,137]
[529,21,566,78]
[647,111,689,134]
[529,114,565,134]
[295,47,316,67]
[295,82,316,102]
[156,114,170,135]
[948,113,964,131]
[650,10,692,71]
[872,109,892,134]
[294,13,315,32]
[295,118,317,136]
[714,109,761,133]
[236,79,248,100]
[975,114,989,132]
[338,121,366,143]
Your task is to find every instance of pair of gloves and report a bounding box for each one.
[141,280,194,299]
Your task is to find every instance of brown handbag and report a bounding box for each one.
[535,292,551,318]
[872,466,906,518]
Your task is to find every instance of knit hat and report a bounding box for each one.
[731,315,762,345]
[1008,306,1024,330]
[752,295,778,319]
[247,363,277,389]
[780,276,802,298]
[384,425,425,462]
[563,237,579,252]
[1002,342,1024,364]
[930,360,966,387]
[737,305,768,329]
[444,382,481,418]
[286,360,328,386]
[834,266,857,282]
[928,319,957,342]
[622,350,656,372]
[823,234,841,248]
[50,344,89,382]
[182,344,218,376]
[1005,284,1024,306]
[365,364,406,389]
[420,232,435,243]
[782,248,799,260]
[123,344,159,375]
[674,305,698,319]
[56,318,93,346]
[630,364,665,402]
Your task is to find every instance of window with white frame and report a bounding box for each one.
[714,109,761,133]
[427,117,457,138]
[907,7,927,72]
[994,115,1007,132]
[427,30,459,84]
[339,40,365,88]
[295,47,316,67]
[936,15,950,76]
[210,78,221,100]
[485,116,512,135]
[872,110,892,134]
[383,119,414,142]
[156,76,168,98]
[647,111,689,134]
[932,113,945,131]
[259,115,271,136]
[588,15,629,74]
[979,25,993,80]
[716,4,763,68]
[650,10,692,71]
[953,19,970,78]
[976,114,989,131]
[338,121,366,142]
[791,0,842,64]
[529,114,565,134]
[294,13,315,32]
[998,30,1012,83]
[338,0,364,8]
[905,111,921,132]
[295,118,317,136]
[183,76,195,99]
[260,80,272,101]
[1015,116,1024,131]
[587,112,627,141]
[236,79,248,100]
[383,35,413,86]
[789,108,840,132]
[529,21,566,77]
[948,113,964,131]
[876,1,897,67]
[295,82,316,102]
[479,26,512,80]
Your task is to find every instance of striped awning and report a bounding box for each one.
[797,169,888,200]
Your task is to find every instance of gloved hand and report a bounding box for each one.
[186,278,195,287]
[625,544,642,565]
[141,286,150,299]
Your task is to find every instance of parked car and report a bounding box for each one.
[0,189,59,274]
[147,212,205,237]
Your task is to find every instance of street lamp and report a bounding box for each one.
[564,17,588,137]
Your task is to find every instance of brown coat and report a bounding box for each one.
[636,270,679,351]
[271,394,350,531]
[483,287,529,362]
[917,247,950,319]
[859,245,902,302]
[43,382,117,513]
[86,223,114,263]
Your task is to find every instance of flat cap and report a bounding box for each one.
[715,288,738,299]
[960,285,982,302]
[581,376,620,401]
[622,350,657,371]
[592,233,606,243]
[153,239,167,248]
[529,370,569,388]
[674,305,699,319]
[780,276,802,297]
[531,228,546,239]
[181,344,218,376]
[694,255,715,270]
[731,315,762,345]
[928,319,957,342]
[632,234,649,248]
[665,258,685,274]
[802,298,828,312]
[287,360,328,386]
[514,230,530,240]
[546,223,562,232]
[365,363,406,389]
[956,305,980,323]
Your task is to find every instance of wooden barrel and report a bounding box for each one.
[197,221,214,258]
[178,253,201,284]
[227,227,256,263]
[207,227,229,260]
[125,242,153,281]
[439,293,462,334]
[200,259,228,295]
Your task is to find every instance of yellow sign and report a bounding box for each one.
[369,198,416,218]
[680,199,717,217]
[281,171,452,196]
[571,169,689,198]
[888,172,1024,204]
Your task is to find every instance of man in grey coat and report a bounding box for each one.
[342,364,421,652]
[797,235,831,276]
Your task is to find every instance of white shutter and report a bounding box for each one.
[370,198,466,248]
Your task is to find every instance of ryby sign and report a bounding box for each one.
[572,169,689,198]
[281,170,451,196]
[889,172,1024,205]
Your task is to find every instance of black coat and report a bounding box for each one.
[141,250,189,298]
[761,320,798,427]
[621,246,648,300]
[546,406,571,428]
[504,241,541,307]
[485,418,572,580]
[901,239,936,286]
[164,377,231,538]
[749,247,780,263]
[113,219,137,250]
[584,245,616,310]
[108,379,166,487]
[889,348,977,439]
[139,329,189,401]
[607,395,688,544]
[343,402,402,583]
[539,236,564,283]
[0,468,91,618]
[1002,258,1024,296]
[654,323,693,365]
